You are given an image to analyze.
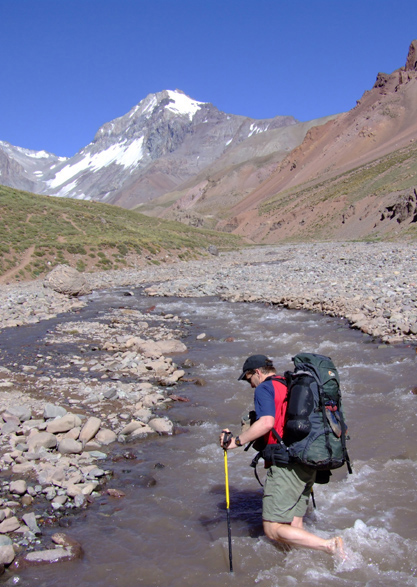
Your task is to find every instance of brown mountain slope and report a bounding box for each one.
[138,116,337,228]
[216,40,417,242]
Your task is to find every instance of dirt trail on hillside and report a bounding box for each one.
[0,245,35,285]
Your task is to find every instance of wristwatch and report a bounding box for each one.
[235,435,242,447]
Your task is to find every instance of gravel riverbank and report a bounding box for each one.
[0,241,416,571]
[1,242,416,344]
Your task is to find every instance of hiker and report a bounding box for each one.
[219,354,344,556]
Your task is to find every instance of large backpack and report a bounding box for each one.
[254,353,352,480]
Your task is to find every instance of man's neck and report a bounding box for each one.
[259,372,276,383]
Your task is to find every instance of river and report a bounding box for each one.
[4,291,417,586]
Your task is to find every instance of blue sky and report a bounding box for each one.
[2,0,417,158]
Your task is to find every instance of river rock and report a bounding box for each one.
[64,426,80,440]
[12,462,35,474]
[0,545,15,565]
[22,512,41,535]
[22,419,47,433]
[79,417,101,443]
[148,418,174,435]
[137,340,187,357]
[2,412,20,425]
[207,244,219,256]
[44,404,67,419]
[133,408,152,423]
[65,484,82,498]
[58,439,83,455]
[21,495,33,506]
[46,413,82,434]
[52,495,68,508]
[1,422,19,435]
[142,393,165,408]
[107,488,125,498]
[130,424,154,437]
[44,264,91,297]
[84,440,102,451]
[80,482,97,495]
[32,548,69,562]
[95,429,117,445]
[0,516,20,533]
[88,451,107,460]
[13,533,83,568]
[3,406,32,422]
[121,421,143,435]
[73,494,87,508]
[27,432,57,452]
[9,480,27,495]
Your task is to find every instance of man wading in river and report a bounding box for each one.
[219,354,344,556]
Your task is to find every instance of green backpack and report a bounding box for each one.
[262,353,352,479]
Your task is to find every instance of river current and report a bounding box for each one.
[5,291,417,586]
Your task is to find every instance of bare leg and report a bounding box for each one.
[263,520,344,556]
[291,516,304,529]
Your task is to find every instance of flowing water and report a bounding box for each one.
[4,292,417,586]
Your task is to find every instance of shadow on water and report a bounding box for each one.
[201,485,263,540]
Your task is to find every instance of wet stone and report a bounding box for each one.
[9,480,27,495]
[44,404,67,420]
[0,517,20,534]
[22,512,41,535]
[0,545,15,565]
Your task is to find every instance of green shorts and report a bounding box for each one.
[262,463,316,524]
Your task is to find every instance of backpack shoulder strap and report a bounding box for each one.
[267,375,288,445]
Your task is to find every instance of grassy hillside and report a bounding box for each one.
[0,185,243,282]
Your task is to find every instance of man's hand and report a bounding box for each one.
[220,429,235,450]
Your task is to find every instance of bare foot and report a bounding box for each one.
[327,536,346,559]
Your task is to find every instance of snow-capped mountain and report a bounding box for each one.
[0,141,66,193]
[1,89,302,208]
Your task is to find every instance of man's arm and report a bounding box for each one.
[220,415,275,449]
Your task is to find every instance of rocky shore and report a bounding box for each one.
[0,241,416,573]
[1,242,417,344]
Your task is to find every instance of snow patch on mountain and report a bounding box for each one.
[1,89,303,207]
[47,137,145,192]
[140,96,158,118]
[165,90,204,119]
[0,141,66,161]
[248,123,269,138]
[53,178,86,199]
[25,149,58,159]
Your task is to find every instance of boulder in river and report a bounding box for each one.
[46,413,82,434]
[79,417,101,443]
[44,265,91,297]
[27,432,57,452]
[58,438,83,455]
[0,545,15,565]
[13,532,83,568]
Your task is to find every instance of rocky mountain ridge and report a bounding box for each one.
[0,141,66,194]
[2,41,417,244]
[210,39,417,241]
[1,90,313,210]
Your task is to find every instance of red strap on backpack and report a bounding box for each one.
[264,376,288,445]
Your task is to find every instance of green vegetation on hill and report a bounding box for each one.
[0,185,243,281]
[259,142,417,241]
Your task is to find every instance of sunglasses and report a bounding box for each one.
[245,371,256,383]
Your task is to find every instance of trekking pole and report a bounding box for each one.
[223,432,233,573]
[311,487,316,509]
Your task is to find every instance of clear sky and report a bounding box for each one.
[2,0,417,158]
